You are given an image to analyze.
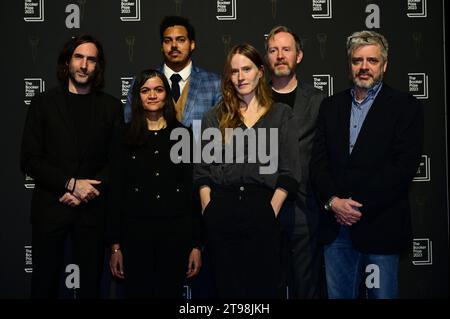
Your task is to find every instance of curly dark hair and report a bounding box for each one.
[160,16,196,42]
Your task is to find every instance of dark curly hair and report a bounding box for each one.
[160,16,196,42]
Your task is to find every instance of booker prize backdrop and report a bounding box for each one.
[0,0,448,298]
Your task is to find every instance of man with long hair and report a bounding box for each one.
[21,34,123,298]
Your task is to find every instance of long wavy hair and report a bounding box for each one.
[56,34,105,91]
[126,69,176,146]
[218,43,273,139]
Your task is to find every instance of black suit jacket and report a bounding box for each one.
[310,84,423,253]
[278,83,325,233]
[20,86,124,226]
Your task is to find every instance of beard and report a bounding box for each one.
[272,62,294,77]
[353,71,383,89]
[165,49,192,67]
[68,67,95,88]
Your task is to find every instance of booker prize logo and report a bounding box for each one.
[24,245,33,273]
[216,0,237,20]
[24,78,45,105]
[407,0,427,18]
[120,0,141,21]
[182,285,191,299]
[313,74,334,97]
[413,154,431,182]
[24,0,45,22]
[24,174,35,189]
[312,0,332,19]
[412,238,433,265]
[408,73,428,99]
[121,77,134,104]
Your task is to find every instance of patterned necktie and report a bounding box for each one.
[170,73,182,102]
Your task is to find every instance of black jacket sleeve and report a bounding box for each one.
[20,94,69,195]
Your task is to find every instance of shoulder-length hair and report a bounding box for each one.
[126,69,176,146]
[56,34,105,91]
[218,43,273,138]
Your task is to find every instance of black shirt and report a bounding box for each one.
[194,103,298,194]
[108,121,200,247]
[271,88,297,108]
[66,91,93,153]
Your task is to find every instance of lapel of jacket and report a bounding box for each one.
[292,82,309,118]
[338,89,352,162]
[78,92,97,161]
[183,64,200,124]
[349,84,392,160]
[53,86,78,148]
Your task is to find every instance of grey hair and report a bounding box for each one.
[346,30,388,62]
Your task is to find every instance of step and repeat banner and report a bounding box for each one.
[1,0,448,298]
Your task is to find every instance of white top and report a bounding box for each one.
[163,61,192,94]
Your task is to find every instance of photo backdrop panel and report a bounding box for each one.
[1,0,447,298]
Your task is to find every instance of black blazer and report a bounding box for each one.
[277,83,325,233]
[310,84,423,253]
[290,83,326,198]
[20,86,124,226]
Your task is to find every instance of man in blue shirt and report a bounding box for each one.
[125,16,221,127]
[310,30,423,299]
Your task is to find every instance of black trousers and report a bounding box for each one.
[31,215,104,299]
[121,216,191,299]
[280,201,324,299]
[204,184,283,299]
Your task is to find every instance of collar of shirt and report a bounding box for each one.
[350,81,383,107]
[164,61,192,84]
